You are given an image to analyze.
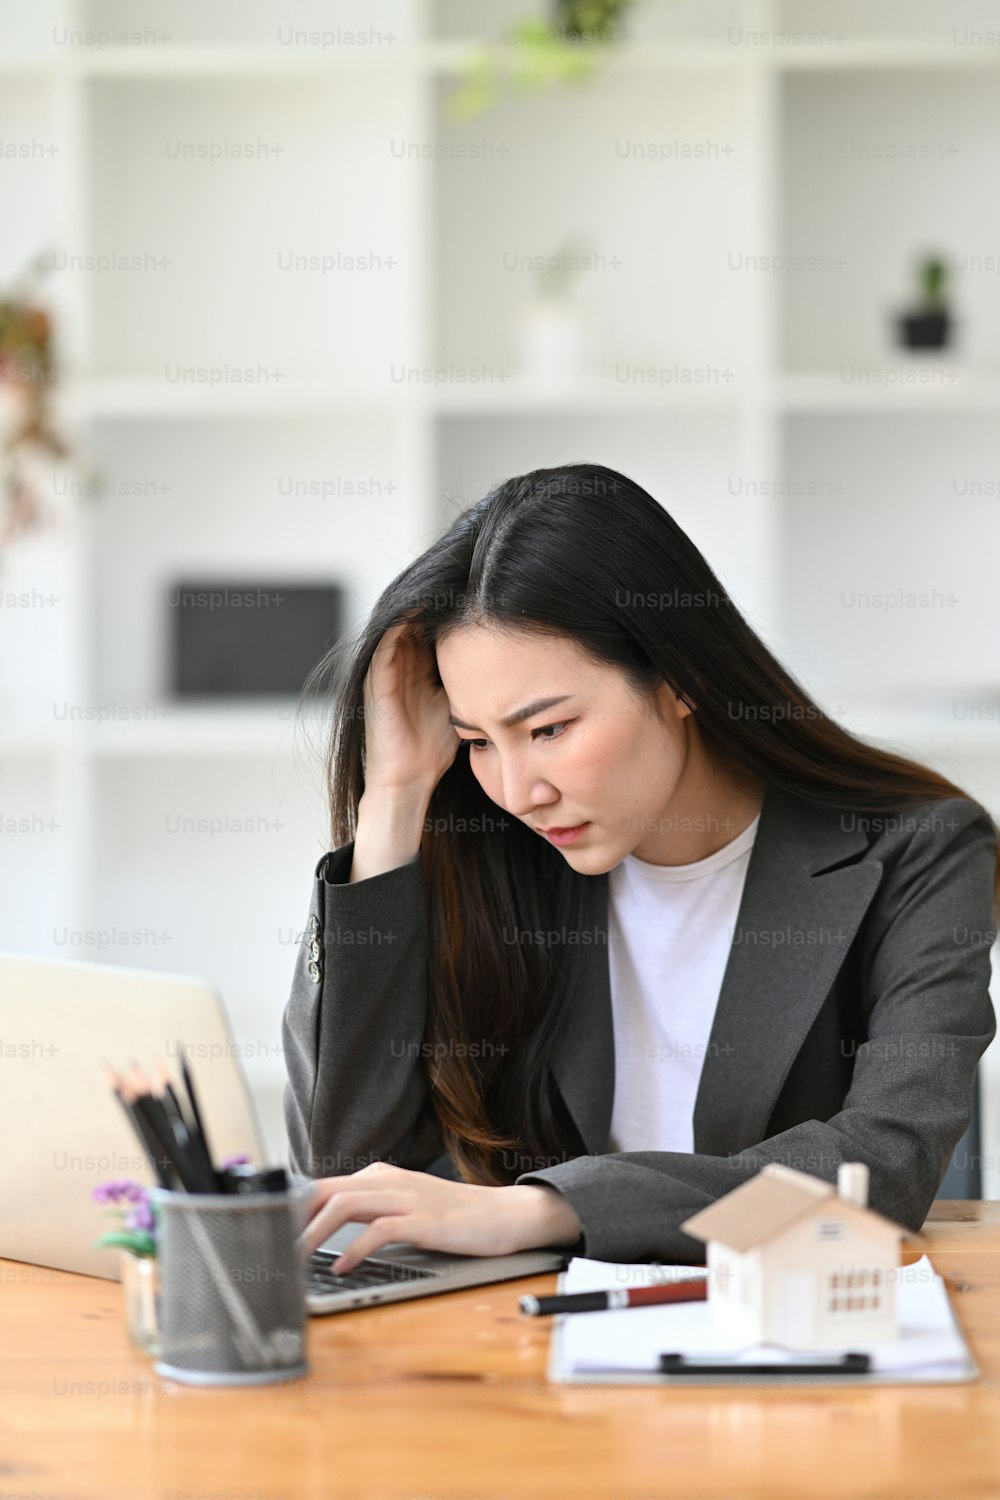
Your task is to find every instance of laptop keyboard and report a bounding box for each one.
[308,1248,440,1295]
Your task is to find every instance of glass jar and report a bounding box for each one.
[119,1251,160,1356]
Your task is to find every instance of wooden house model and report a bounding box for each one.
[679,1161,906,1349]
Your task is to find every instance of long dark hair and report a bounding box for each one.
[304,463,1000,1186]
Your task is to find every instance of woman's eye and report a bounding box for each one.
[464,721,572,755]
[532,720,571,743]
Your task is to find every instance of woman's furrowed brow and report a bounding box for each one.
[448,694,575,732]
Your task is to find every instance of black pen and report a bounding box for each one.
[521,1281,708,1317]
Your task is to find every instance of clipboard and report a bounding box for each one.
[546,1254,980,1386]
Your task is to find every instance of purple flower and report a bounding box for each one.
[92,1177,158,1259]
[92,1178,147,1205]
[221,1153,251,1170]
[123,1199,155,1234]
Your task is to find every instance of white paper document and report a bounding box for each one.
[549,1254,976,1385]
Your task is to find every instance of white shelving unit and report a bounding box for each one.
[2,0,999,1169]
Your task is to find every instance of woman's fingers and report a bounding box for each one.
[295,1175,528,1275]
[298,1188,411,1259]
[302,1162,404,1222]
[328,1215,432,1276]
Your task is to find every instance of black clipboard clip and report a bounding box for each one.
[659,1350,871,1376]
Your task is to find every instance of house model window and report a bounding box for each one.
[827,1266,885,1314]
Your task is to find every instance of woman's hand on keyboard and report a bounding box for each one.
[296,1160,583,1273]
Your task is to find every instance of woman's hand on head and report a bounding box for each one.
[296,1160,583,1272]
[362,618,461,798]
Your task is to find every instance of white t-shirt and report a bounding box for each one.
[606,812,761,1154]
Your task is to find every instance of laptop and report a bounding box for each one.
[0,952,569,1312]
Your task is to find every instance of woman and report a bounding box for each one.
[283,463,999,1272]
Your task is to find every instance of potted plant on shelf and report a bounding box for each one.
[516,235,599,379]
[894,253,954,353]
[92,1179,161,1355]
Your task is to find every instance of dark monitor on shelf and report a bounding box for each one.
[168,580,343,698]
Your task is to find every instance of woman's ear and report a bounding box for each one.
[655,680,696,720]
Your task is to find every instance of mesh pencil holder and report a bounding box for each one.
[151,1178,312,1386]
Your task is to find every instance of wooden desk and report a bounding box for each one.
[2,1201,1000,1500]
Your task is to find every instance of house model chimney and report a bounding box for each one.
[837,1161,870,1208]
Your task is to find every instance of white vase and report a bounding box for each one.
[516,296,591,379]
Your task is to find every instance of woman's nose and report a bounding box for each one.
[498,761,557,819]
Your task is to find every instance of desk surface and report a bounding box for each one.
[2,1201,1000,1500]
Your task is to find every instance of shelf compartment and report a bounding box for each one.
[781,412,1000,719]
[781,69,1000,374]
[80,414,408,705]
[433,68,755,379]
[85,76,414,383]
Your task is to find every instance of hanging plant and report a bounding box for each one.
[555,0,633,39]
[445,1,639,123]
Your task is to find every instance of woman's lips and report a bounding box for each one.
[539,822,590,847]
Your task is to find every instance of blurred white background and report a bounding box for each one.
[1,0,998,1178]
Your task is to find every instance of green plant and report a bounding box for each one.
[916,254,948,310]
[534,235,596,298]
[556,0,632,38]
[445,1,639,123]
[92,1180,158,1259]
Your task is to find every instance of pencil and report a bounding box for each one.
[113,1064,187,1190]
[178,1048,225,1191]
[146,1063,217,1194]
[103,1061,173,1189]
[153,1060,220,1193]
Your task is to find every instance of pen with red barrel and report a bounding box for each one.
[520,1278,709,1317]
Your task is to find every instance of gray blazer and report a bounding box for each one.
[281,781,998,1264]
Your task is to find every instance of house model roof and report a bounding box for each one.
[679,1162,907,1254]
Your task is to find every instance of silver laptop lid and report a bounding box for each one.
[0,951,265,1279]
